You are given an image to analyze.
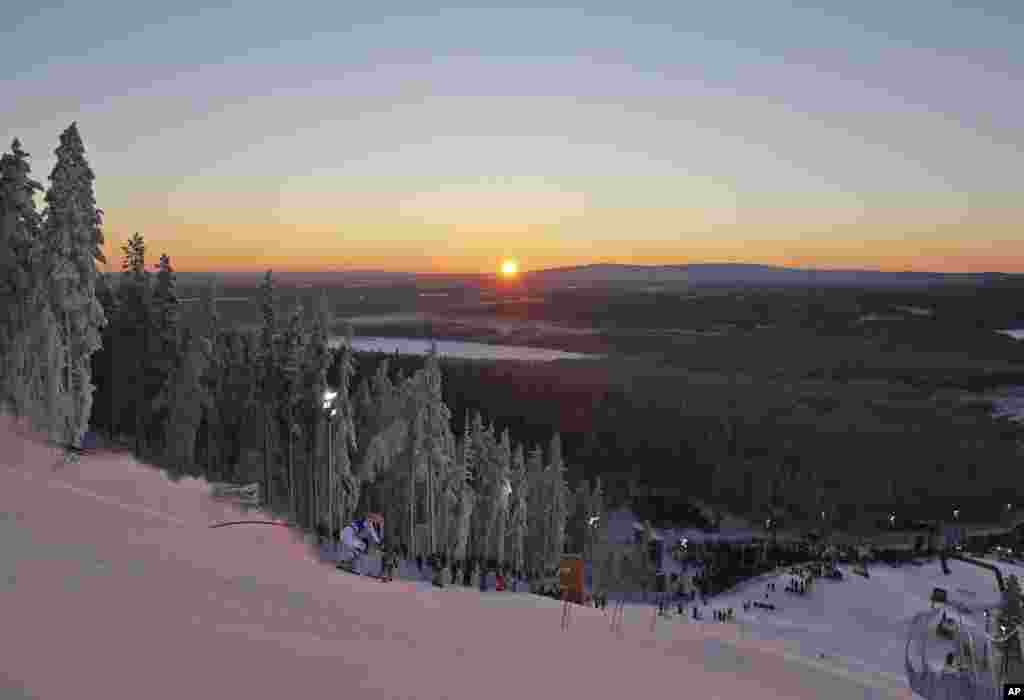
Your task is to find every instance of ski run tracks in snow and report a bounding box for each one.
[0,415,915,700]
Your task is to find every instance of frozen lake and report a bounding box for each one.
[329,335,599,362]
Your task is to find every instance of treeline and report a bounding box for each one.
[427,358,1024,529]
[0,128,606,574]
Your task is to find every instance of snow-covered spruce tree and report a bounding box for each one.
[356,360,409,545]
[278,300,305,522]
[0,139,45,421]
[506,442,527,573]
[450,429,477,561]
[474,420,507,563]
[371,359,397,432]
[213,328,256,478]
[329,335,358,539]
[40,124,107,446]
[197,279,224,476]
[547,432,570,567]
[525,443,547,575]
[163,327,211,469]
[437,411,457,558]
[466,412,490,558]
[116,232,151,454]
[444,431,466,558]
[490,427,512,564]
[467,416,487,558]
[301,292,332,531]
[353,377,374,459]
[401,370,424,553]
[147,254,179,453]
[419,345,452,555]
[257,270,278,507]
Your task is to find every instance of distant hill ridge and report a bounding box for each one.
[523,263,1019,288]
[140,265,1021,290]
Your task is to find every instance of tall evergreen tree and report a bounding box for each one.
[302,292,332,531]
[507,442,527,572]
[40,123,107,446]
[329,339,358,540]
[547,432,570,566]
[525,444,547,574]
[420,345,451,555]
[0,139,46,424]
[197,279,223,475]
[257,270,277,506]
[278,300,305,522]
[117,232,150,454]
[163,328,212,468]
[147,254,179,451]
[490,427,512,563]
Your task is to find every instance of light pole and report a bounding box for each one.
[587,515,600,586]
[323,390,338,546]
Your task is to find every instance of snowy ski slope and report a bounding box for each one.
[0,415,943,699]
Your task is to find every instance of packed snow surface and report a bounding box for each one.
[0,416,941,699]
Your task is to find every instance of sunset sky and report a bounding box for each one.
[4,1,1022,273]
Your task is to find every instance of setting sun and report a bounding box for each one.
[500,259,519,277]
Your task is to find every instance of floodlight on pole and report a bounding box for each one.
[322,390,338,411]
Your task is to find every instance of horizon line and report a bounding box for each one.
[103,263,1024,277]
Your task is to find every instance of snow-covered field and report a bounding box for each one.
[689,555,1021,683]
[8,415,1000,699]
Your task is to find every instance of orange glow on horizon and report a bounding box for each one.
[100,237,1024,276]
